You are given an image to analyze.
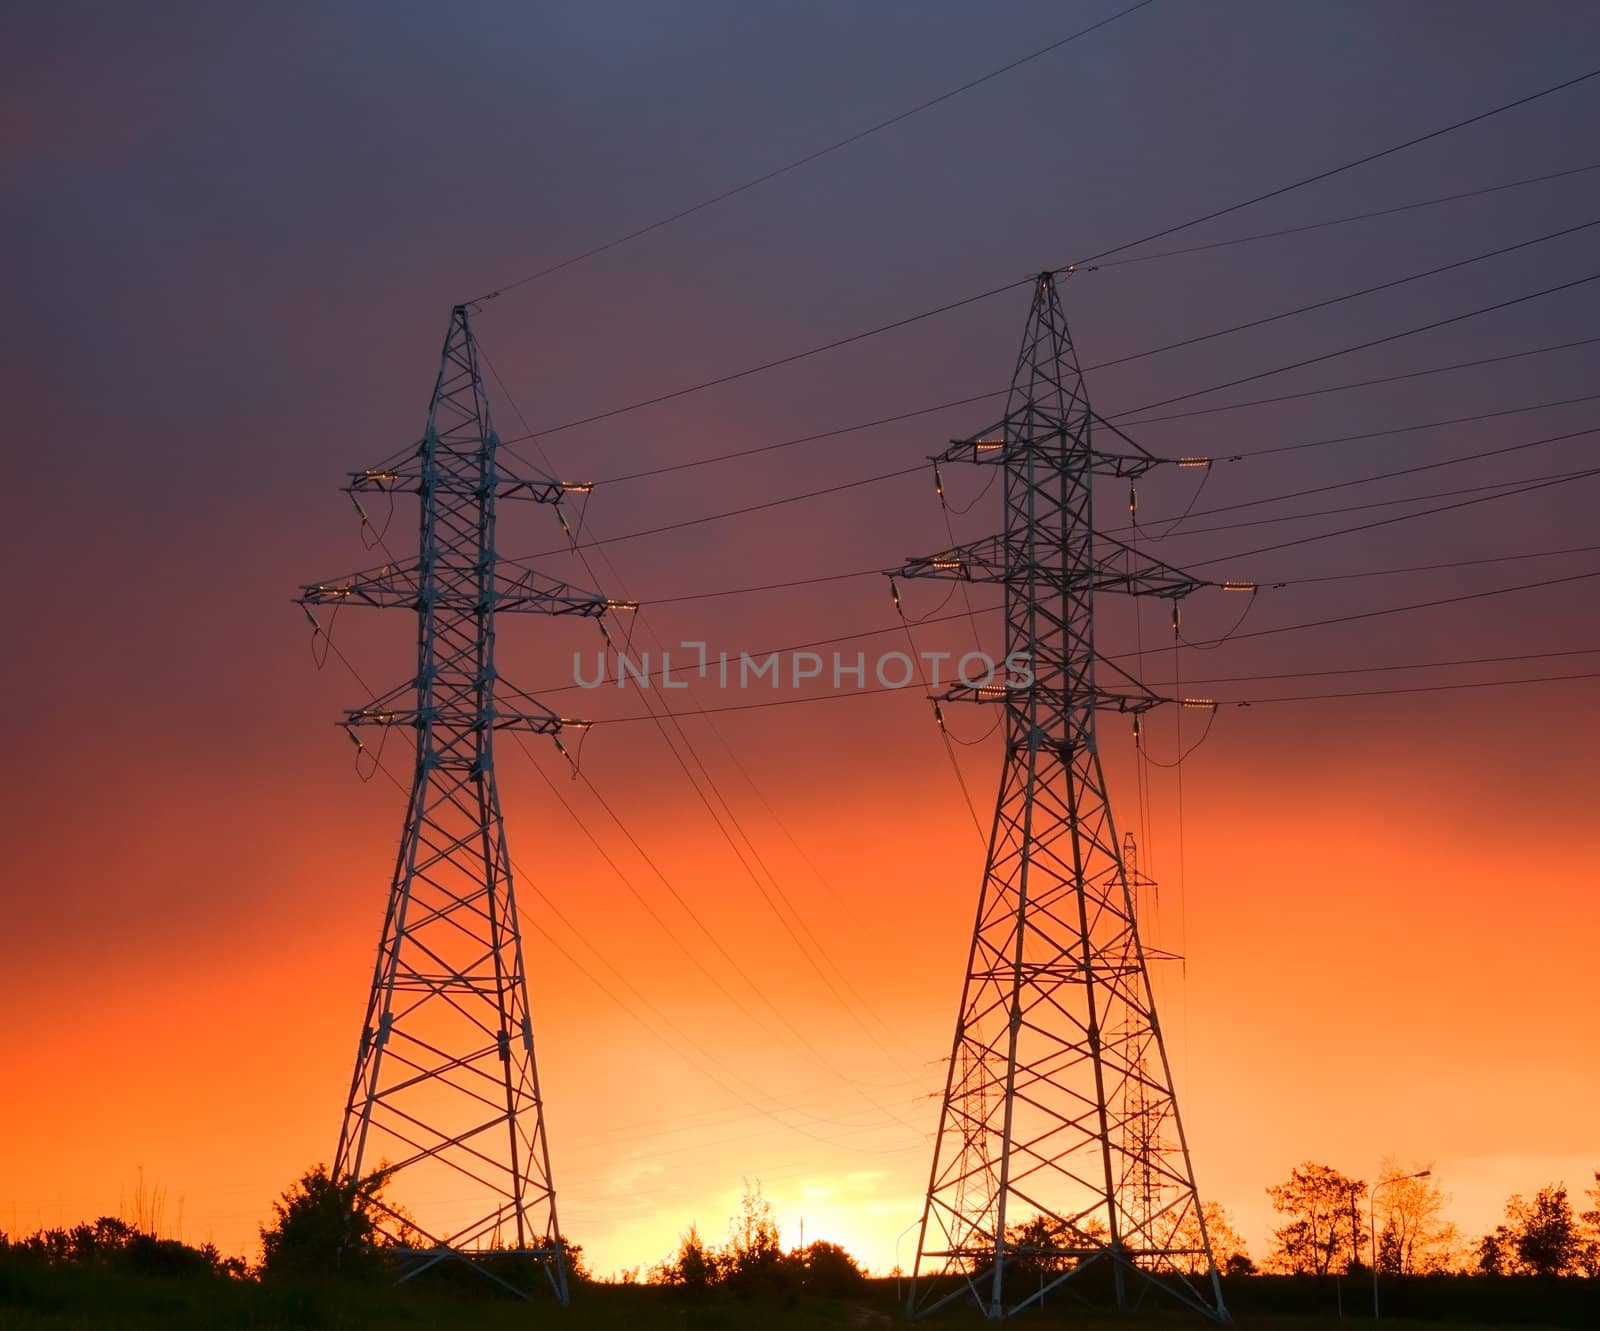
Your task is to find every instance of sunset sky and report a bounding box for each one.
[3,0,1598,1279]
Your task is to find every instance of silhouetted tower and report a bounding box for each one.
[1119,834,1168,1256]
[951,1042,1000,1234]
[298,306,612,1301]
[897,273,1226,1320]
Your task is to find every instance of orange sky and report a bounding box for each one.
[3,667,1596,1273]
[3,0,1599,1284]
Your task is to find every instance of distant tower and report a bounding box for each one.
[897,273,1226,1320]
[1119,834,1168,1256]
[950,1041,1000,1238]
[298,306,611,1301]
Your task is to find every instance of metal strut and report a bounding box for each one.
[899,273,1229,1322]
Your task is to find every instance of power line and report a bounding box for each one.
[1225,391,1600,461]
[1226,670,1600,707]
[651,567,883,606]
[550,511,1600,707]
[620,505,1600,617]
[1179,566,1600,650]
[564,745,920,1115]
[591,657,1600,727]
[549,330,1600,495]
[1149,466,1600,543]
[1265,542,1600,587]
[1111,334,1600,427]
[480,247,1600,500]
[1118,422,1600,533]
[1109,270,1600,420]
[1144,643,1600,688]
[490,66,1600,441]
[580,619,929,1091]
[505,277,1033,441]
[1191,464,1600,566]
[483,333,930,1103]
[465,0,1157,303]
[496,267,1587,563]
[1092,161,1600,269]
[304,606,907,1149]
[530,520,1600,705]
[1065,65,1600,268]
[1079,216,1600,378]
[311,543,1600,732]
[556,1072,927,1152]
[592,563,1600,723]
[509,731,844,1076]
[508,461,926,561]
[587,386,1005,487]
[506,383,1600,568]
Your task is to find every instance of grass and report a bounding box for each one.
[0,1263,1589,1331]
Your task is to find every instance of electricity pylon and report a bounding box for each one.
[298,305,612,1301]
[1120,834,1177,1258]
[897,272,1227,1321]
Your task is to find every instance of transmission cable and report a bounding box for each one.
[1093,161,1600,270]
[1225,670,1600,707]
[1108,270,1600,420]
[486,337,929,1094]
[1080,216,1600,378]
[1116,333,1600,429]
[522,508,1600,707]
[505,379,1600,570]
[1143,644,1600,689]
[536,330,1599,500]
[1191,464,1600,566]
[298,609,902,1144]
[432,472,1600,734]
[1224,391,1600,462]
[579,556,1600,724]
[1065,66,1600,269]
[491,66,1600,440]
[466,0,1157,303]
[1115,422,1600,535]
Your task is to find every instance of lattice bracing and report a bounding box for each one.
[900,274,1227,1321]
[297,305,608,1302]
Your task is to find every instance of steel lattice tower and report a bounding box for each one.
[898,273,1227,1321]
[298,305,609,1301]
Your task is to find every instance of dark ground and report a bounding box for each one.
[1,1265,1596,1331]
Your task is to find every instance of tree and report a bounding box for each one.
[1475,1226,1511,1275]
[556,1234,591,1284]
[258,1163,398,1280]
[793,1239,867,1296]
[648,1222,720,1291]
[1,1215,244,1279]
[1004,1214,1079,1285]
[1577,1171,1600,1278]
[1374,1160,1459,1274]
[1267,1163,1366,1276]
[1172,1201,1252,1277]
[1511,1185,1580,1276]
[1478,1185,1582,1276]
[723,1179,784,1289]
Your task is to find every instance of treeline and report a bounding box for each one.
[0,1215,246,1280]
[4,1158,1597,1290]
[644,1180,867,1297]
[1257,1159,1600,1277]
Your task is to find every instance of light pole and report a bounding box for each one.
[895,1217,921,1305]
[1371,1169,1430,1320]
